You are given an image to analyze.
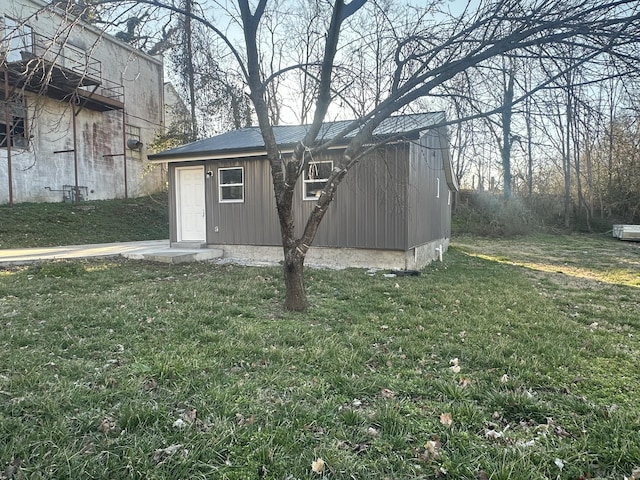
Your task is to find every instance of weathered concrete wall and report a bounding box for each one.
[1,0,166,204]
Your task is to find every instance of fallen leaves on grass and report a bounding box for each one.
[381,388,395,399]
[337,440,369,455]
[484,424,508,440]
[235,413,256,426]
[440,412,453,426]
[449,358,461,373]
[153,444,186,464]
[173,406,197,428]
[97,416,116,433]
[416,437,441,462]
[311,458,325,474]
[482,415,573,449]
[459,378,472,388]
[172,418,186,429]
[625,467,640,480]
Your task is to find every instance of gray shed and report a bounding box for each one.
[148,112,458,269]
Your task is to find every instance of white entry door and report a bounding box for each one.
[176,166,205,242]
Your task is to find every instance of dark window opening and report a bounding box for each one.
[1,93,28,148]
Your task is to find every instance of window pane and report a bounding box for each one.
[304,161,332,199]
[306,161,332,180]
[305,181,326,199]
[221,168,243,184]
[221,185,243,200]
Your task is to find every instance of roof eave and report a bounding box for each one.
[148,132,422,164]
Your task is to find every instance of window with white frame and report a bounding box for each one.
[304,160,332,200]
[218,167,244,203]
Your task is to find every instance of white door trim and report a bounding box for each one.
[175,166,206,242]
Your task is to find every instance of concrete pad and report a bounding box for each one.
[129,248,223,264]
[0,240,169,266]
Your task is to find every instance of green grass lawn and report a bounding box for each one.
[0,234,639,479]
[0,194,169,248]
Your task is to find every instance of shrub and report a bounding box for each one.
[453,192,541,237]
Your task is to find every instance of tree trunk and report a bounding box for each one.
[563,76,573,228]
[282,246,308,311]
[501,60,515,199]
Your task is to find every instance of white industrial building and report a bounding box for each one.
[1,0,168,204]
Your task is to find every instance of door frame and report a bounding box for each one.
[175,165,206,242]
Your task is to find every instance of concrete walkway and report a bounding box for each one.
[0,240,223,266]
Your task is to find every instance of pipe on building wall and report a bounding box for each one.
[72,95,80,205]
[122,104,128,199]
[4,69,13,206]
[435,244,443,262]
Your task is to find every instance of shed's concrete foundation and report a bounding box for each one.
[200,238,451,270]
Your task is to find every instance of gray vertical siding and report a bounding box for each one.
[295,145,409,250]
[206,159,281,245]
[197,146,410,249]
[169,137,452,251]
[407,130,452,247]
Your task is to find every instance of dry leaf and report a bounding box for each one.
[236,413,256,426]
[97,416,115,433]
[381,388,395,399]
[459,378,472,388]
[500,374,509,383]
[172,418,186,429]
[449,358,461,373]
[182,408,197,424]
[421,438,441,460]
[367,426,379,436]
[440,412,453,426]
[153,444,184,464]
[311,458,325,474]
[625,467,640,480]
[484,428,504,440]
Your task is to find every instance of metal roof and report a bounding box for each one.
[148,111,446,161]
